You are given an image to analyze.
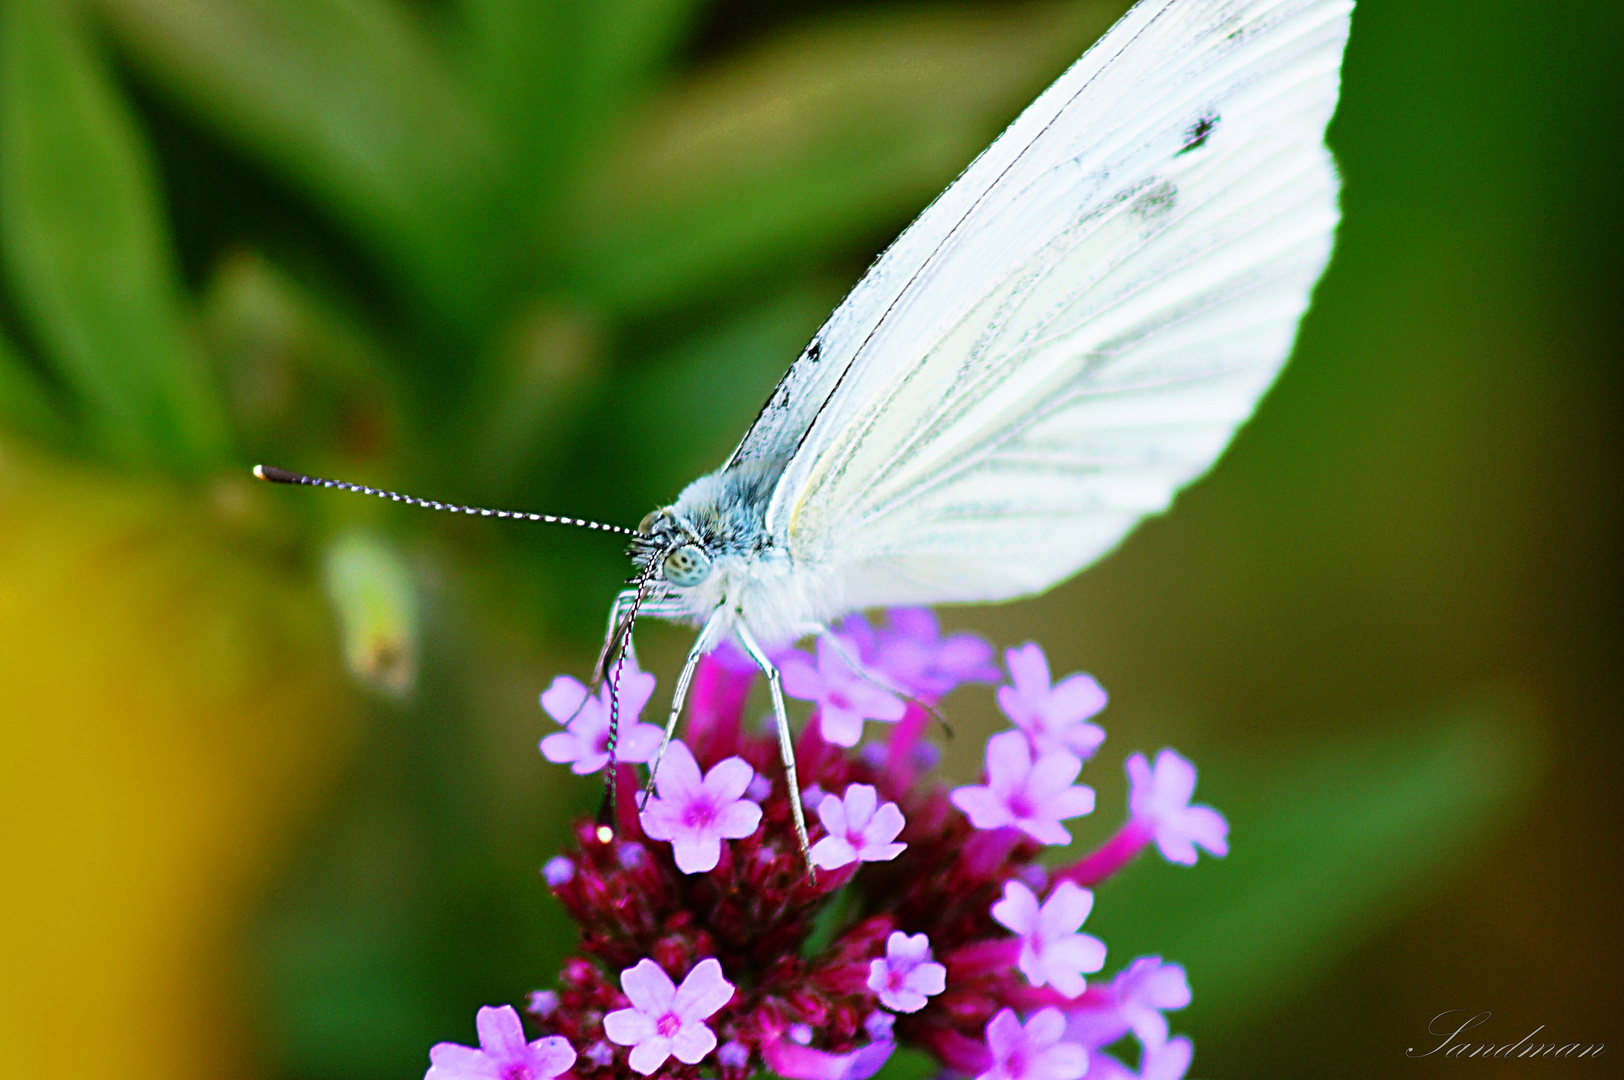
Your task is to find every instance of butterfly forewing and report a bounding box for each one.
[754,0,1351,608]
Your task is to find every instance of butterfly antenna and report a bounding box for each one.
[253,465,637,536]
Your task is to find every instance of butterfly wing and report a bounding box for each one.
[754,0,1352,608]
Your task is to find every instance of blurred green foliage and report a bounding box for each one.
[0,1,1617,1079]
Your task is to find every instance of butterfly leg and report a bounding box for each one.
[640,607,729,809]
[736,622,816,884]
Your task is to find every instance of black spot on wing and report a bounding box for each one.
[1177,113,1219,155]
[807,339,821,362]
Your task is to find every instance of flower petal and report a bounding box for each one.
[1043,785,1096,822]
[1025,1007,1067,1048]
[843,784,879,830]
[1005,643,1051,700]
[673,958,736,1021]
[1037,882,1094,937]
[816,792,849,836]
[539,676,590,724]
[983,731,1033,793]
[619,958,677,1014]
[712,798,764,840]
[703,756,756,803]
[983,1008,1024,1063]
[991,880,1039,936]
[867,802,905,845]
[1026,749,1084,801]
[950,786,1014,831]
[1180,805,1230,857]
[426,1042,498,1080]
[1016,816,1073,846]
[525,1035,578,1079]
[475,1005,528,1059]
[1153,750,1198,808]
[614,722,665,764]
[820,704,867,747]
[1036,1041,1089,1080]
[627,1036,675,1076]
[1140,1036,1193,1080]
[653,740,705,801]
[671,830,723,873]
[810,835,858,870]
[670,1021,719,1065]
[603,1006,655,1047]
[1049,673,1108,723]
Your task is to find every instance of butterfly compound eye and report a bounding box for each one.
[662,545,711,587]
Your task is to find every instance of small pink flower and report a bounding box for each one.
[997,644,1107,759]
[1127,750,1228,865]
[539,664,662,774]
[781,636,908,746]
[868,931,947,1013]
[976,1008,1088,1080]
[1086,1036,1193,1080]
[639,741,762,873]
[839,608,999,701]
[1064,958,1191,1052]
[425,1004,576,1080]
[990,880,1106,998]
[603,957,735,1075]
[810,784,907,870]
[951,731,1096,845]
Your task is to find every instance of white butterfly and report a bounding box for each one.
[260,0,1354,867]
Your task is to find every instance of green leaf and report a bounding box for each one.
[0,0,230,468]
[96,0,504,331]
[0,327,72,448]
[1084,688,1542,1034]
[562,0,1124,313]
[463,0,704,218]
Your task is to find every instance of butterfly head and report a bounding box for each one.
[630,466,778,598]
[632,507,716,589]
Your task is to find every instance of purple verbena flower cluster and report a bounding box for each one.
[427,609,1228,1080]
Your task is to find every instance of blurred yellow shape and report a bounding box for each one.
[0,445,354,1078]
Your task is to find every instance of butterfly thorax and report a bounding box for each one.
[631,463,835,646]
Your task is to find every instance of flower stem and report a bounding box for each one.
[1052,819,1153,888]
